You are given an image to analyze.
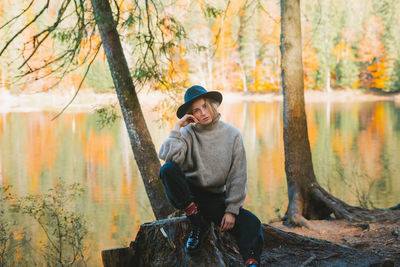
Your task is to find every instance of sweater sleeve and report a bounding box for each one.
[224,134,248,215]
[158,129,190,166]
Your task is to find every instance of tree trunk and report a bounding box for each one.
[102,217,398,266]
[101,247,135,267]
[90,0,174,219]
[281,0,322,226]
[280,0,400,227]
[326,69,331,93]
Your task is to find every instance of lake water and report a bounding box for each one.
[1,100,399,265]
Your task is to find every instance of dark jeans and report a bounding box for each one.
[160,161,264,262]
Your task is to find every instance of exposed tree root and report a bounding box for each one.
[284,182,400,227]
[311,183,400,222]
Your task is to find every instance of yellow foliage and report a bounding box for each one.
[118,0,135,12]
[332,40,355,61]
[78,36,102,63]
[353,80,361,89]
[303,46,319,89]
[248,61,279,91]
[70,73,83,90]
[211,0,245,62]
[302,23,319,89]
[162,43,190,91]
[258,17,280,46]
[367,57,389,89]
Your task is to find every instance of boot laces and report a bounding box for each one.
[190,225,201,239]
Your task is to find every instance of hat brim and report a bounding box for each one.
[176,91,222,119]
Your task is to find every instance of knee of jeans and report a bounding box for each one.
[160,161,178,179]
[239,209,262,228]
[250,215,261,230]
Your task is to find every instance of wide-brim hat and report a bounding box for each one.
[176,85,223,119]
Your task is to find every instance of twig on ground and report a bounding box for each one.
[300,252,316,267]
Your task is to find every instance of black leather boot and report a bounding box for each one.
[184,212,207,255]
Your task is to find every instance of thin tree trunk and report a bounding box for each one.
[238,5,249,93]
[326,69,331,93]
[238,60,249,92]
[207,51,213,89]
[90,0,174,219]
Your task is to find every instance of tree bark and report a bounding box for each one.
[102,217,398,266]
[101,247,135,267]
[280,0,323,227]
[280,0,400,227]
[90,0,174,219]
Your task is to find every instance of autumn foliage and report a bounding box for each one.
[0,0,399,92]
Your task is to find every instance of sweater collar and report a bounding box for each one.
[194,113,221,131]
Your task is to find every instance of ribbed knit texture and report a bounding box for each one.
[159,114,247,215]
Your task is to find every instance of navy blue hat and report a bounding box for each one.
[176,85,222,118]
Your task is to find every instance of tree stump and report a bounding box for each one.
[101,247,135,267]
[102,217,398,266]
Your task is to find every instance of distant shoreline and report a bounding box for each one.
[223,89,400,103]
[0,88,399,113]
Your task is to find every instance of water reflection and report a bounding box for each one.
[0,100,399,265]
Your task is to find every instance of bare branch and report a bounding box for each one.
[51,42,102,121]
[18,0,73,69]
[257,0,279,24]
[113,0,121,25]
[19,32,52,69]
[0,0,36,30]
[22,51,71,76]
[0,0,49,57]
[211,0,231,57]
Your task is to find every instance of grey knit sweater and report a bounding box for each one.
[158,114,247,215]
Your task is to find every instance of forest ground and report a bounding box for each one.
[270,219,400,258]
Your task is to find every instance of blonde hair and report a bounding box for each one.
[187,97,220,119]
[204,98,220,119]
